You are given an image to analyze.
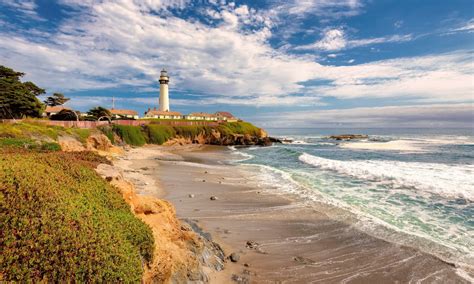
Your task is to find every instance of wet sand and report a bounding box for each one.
[124,145,469,283]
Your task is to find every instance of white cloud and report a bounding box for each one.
[0,0,43,20]
[0,1,472,111]
[349,34,413,47]
[312,52,474,101]
[305,28,346,51]
[296,28,413,51]
[450,19,474,33]
[251,103,474,128]
[278,0,363,18]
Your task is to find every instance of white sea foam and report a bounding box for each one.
[292,140,309,144]
[340,140,424,151]
[299,153,474,200]
[240,164,304,195]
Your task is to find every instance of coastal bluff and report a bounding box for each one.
[164,127,272,146]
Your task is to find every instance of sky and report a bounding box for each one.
[0,0,473,128]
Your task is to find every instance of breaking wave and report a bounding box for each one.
[299,153,474,200]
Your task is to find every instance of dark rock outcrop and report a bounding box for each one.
[328,134,368,140]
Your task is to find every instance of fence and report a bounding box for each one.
[0,119,221,128]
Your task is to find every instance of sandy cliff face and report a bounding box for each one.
[58,133,123,155]
[96,164,224,283]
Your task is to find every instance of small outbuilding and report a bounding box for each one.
[43,106,71,117]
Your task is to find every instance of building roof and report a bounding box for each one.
[215,111,235,118]
[44,106,70,113]
[109,109,138,115]
[146,110,182,116]
[188,112,217,117]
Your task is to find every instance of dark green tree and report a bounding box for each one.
[44,93,70,107]
[0,66,45,119]
[87,106,111,120]
[50,109,80,121]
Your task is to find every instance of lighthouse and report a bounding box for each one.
[159,69,170,111]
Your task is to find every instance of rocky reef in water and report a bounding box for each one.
[328,134,368,140]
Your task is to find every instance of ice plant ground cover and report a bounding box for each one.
[0,148,154,282]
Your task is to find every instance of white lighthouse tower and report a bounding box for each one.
[159,69,170,111]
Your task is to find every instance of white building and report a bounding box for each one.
[215,111,238,122]
[185,112,219,121]
[159,69,170,112]
[145,108,182,119]
[109,109,139,119]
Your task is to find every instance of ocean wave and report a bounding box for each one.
[340,140,425,151]
[299,153,474,200]
[235,160,474,274]
[229,149,254,162]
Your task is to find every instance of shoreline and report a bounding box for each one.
[119,144,470,283]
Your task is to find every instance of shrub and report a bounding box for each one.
[112,125,146,146]
[0,138,60,152]
[0,151,154,282]
[39,142,61,151]
[0,137,36,148]
[144,125,175,145]
[50,109,79,121]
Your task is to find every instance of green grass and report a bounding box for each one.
[173,125,212,139]
[140,122,262,145]
[0,121,63,139]
[144,125,176,145]
[0,150,154,282]
[217,122,261,136]
[0,137,36,148]
[112,125,146,146]
[0,137,61,152]
[0,121,92,144]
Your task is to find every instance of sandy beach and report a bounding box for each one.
[118,145,469,283]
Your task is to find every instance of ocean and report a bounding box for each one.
[230,128,474,277]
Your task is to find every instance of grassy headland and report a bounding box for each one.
[106,121,263,146]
